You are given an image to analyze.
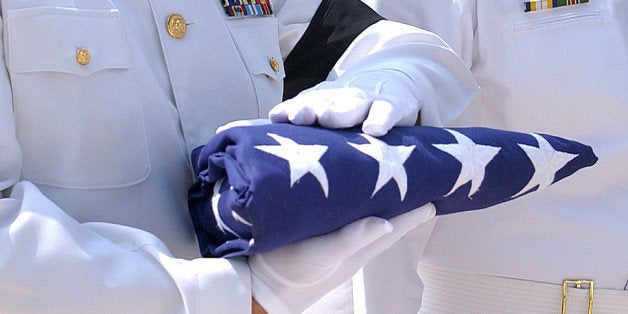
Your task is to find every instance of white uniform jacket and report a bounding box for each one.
[360,0,628,312]
[0,0,477,313]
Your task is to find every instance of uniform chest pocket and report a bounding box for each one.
[226,16,286,116]
[512,2,604,34]
[6,7,150,189]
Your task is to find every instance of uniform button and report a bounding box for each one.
[167,13,187,39]
[76,48,90,65]
[269,57,279,73]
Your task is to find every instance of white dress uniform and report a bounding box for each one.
[360,0,628,313]
[0,0,477,312]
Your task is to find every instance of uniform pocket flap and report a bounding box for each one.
[6,7,131,76]
[227,17,285,80]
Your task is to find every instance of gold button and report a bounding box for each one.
[167,13,187,39]
[76,48,90,65]
[269,57,279,73]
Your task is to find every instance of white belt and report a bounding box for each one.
[417,264,628,314]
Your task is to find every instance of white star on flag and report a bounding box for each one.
[434,129,501,198]
[211,177,239,235]
[255,133,330,197]
[513,133,578,197]
[348,134,415,201]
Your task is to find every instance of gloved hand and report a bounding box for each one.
[215,118,272,134]
[269,69,421,137]
[249,203,436,313]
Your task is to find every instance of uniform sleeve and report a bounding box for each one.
[360,0,485,127]
[0,14,252,313]
[1,181,252,314]
[362,0,477,68]
[275,0,478,128]
[0,17,21,193]
[326,20,478,127]
[275,0,384,100]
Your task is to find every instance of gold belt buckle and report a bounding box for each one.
[562,279,594,314]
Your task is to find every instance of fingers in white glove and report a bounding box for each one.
[316,88,373,129]
[270,70,420,137]
[250,216,393,287]
[361,99,400,137]
[251,204,435,287]
[269,87,372,129]
[360,71,420,136]
[249,203,436,313]
[362,98,419,137]
[216,119,272,134]
[269,96,319,126]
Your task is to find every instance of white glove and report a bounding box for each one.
[215,118,272,134]
[269,69,421,137]
[250,203,436,313]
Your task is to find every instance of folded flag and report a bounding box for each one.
[188,124,597,257]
